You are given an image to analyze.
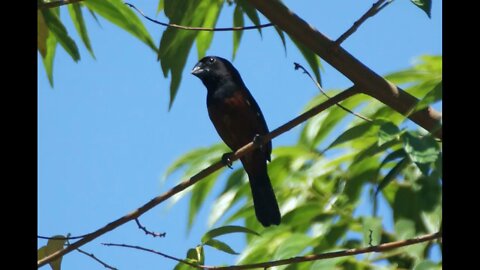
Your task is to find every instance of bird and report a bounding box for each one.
[191,56,281,227]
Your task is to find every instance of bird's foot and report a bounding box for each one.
[221,152,234,169]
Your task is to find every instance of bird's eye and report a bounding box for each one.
[208,57,216,63]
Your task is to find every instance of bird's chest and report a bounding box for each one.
[207,90,256,149]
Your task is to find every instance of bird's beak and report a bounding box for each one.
[191,62,205,77]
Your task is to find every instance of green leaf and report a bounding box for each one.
[402,132,440,175]
[68,3,95,59]
[326,121,379,150]
[38,11,48,58]
[157,0,165,14]
[38,10,58,87]
[201,225,259,243]
[376,157,410,196]
[414,260,441,270]
[415,82,442,110]
[395,219,416,239]
[272,233,312,262]
[410,0,432,18]
[362,217,382,246]
[274,26,287,55]
[159,0,219,109]
[237,0,262,36]
[188,170,221,232]
[38,235,67,270]
[289,34,322,84]
[310,256,348,270]
[232,4,244,60]
[208,172,243,227]
[378,122,401,146]
[204,238,239,254]
[197,0,223,59]
[41,8,80,62]
[299,92,367,148]
[84,0,157,52]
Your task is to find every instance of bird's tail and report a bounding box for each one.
[246,164,281,227]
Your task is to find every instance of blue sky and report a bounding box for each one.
[38,1,442,269]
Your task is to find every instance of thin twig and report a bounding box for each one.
[38,87,360,268]
[76,248,118,270]
[125,2,274,31]
[335,0,393,45]
[294,62,372,122]
[135,218,166,238]
[38,0,84,9]
[104,232,440,270]
[102,243,201,268]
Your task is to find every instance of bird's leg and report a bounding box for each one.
[253,134,265,151]
[221,152,234,169]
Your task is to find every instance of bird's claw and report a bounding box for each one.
[221,152,234,169]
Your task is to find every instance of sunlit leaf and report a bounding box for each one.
[201,225,259,243]
[204,238,239,254]
[84,0,157,51]
[362,217,382,246]
[68,3,95,59]
[197,0,223,59]
[415,82,442,111]
[38,235,67,270]
[41,8,80,62]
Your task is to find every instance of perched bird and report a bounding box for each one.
[191,56,281,227]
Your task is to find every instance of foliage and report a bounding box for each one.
[168,55,442,269]
[37,1,439,269]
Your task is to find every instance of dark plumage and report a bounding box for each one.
[191,56,281,227]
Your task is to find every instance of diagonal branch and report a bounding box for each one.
[247,0,442,140]
[37,86,360,268]
[335,0,393,45]
[104,232,441,269]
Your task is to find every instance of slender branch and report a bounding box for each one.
[38,0,84,9]
[294,62,372,122]
[247,0,442,140]
[37,87,360,268]
[135,218,166,238]
[125,2,274,31]
[76,248,118,270]
[335,0,393,45]
[102,243,201,269]
[104,232,441,270]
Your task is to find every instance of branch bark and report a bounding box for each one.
[104,232,441,269]
[37,87,360,268]
[247,0,442,139]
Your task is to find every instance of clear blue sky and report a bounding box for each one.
[38,1,442,269]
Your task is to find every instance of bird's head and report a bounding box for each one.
[191,56,243,90]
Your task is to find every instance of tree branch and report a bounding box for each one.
[335,0,393,45]
[37,87,360,268]
[125,2,274,31]
[247,0,442,139]
[76,248,118,270]
[294,62,372,122]
[104,232,441,269]
[135,218,166,238]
